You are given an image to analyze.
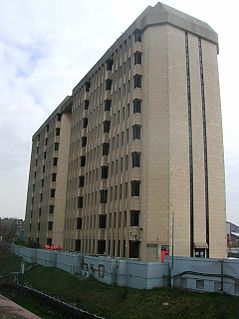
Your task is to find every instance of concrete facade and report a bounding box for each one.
[24,3,226,261]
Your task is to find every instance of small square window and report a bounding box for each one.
[76,217,82,229]
[196,279,204,289]
[54,143,59,151]
[49,205,54,214]
[134,51,142,65]
[48,221,53,231]
[132,125,141,140]
[134,74,142,88]
[133,99,142,113]
[50,189,55,198]
[131,180,140,197]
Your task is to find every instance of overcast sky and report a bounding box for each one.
[0,0,238,225]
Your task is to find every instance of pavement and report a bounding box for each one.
[0,293,41,319]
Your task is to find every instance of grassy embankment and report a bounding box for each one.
[0,246,239,319]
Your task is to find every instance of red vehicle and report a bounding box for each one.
[44,243,63,250]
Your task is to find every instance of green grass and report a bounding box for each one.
[0,244,23,276]
[1,246,239,319]
[23,266,239,319]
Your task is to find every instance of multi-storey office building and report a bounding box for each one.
[25,3,227,261]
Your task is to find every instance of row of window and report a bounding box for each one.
[77,210,139,230]
[75,239,139,258]
[29,221,53,232]
[77,180,140,208]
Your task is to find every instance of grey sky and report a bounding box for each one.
[0,0,238,225]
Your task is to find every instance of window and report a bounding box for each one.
[102,143,110,156]
[50,189,55,198]
[133,99,142,113]
[196,280,204,289]
[77,217,82,229]
[132,152,141,167]
[101,166,108,179]
[106,58,113,71]
[53,157,58,166]
[99,215,107,228]
[98,240,106,254]
[130,210,140,226]
[103,121,111,133]
[75,239,81,251]
[44,151,47,159]
[38,223,40,231]
[49,205,54,214]
[54,143,59,151]
[82,136,87,147]
[104,99,112,111]
[131,181,140,196]
[57,113,61,121]
[100,190,108,203]
[134,74,142,88]
[78,196,83,208]
[56,128,60,136]
[52,173,57,182]
[80,156,86,167]
[79,175,85,187]
[47,238,52,245]
[134,51,142,65]
[48,221,53,231]
[45,138,48,145]
[84,99,89,110]
[46,125,49,132]
[35,159,38,166]
[85,81,90,92]
[105,79,112,91]
[82,118,88,128]
[40,193,43,201]
[42,165,45,173]
[132,125,141,139]
[134,31,142,42]
[129,241,140,258]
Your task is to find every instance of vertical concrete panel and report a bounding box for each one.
[201,40,227,258]
[142,24,170,261]
[188,34,206,247]
[168,26,190,256]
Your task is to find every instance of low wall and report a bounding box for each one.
[82,255,168,289]
[165,256,239,296]
[57,252,83,274]
[10,244,239,296]
[37,250,57,267]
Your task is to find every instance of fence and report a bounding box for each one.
[10,244,239,296]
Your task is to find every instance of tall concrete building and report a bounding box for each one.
[25,3,227,261]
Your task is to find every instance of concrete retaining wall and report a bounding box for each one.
[165,256,239,296]
[56,252,83,274]
[10,245,239,296]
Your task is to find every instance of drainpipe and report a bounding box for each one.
[220,259,224,292]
